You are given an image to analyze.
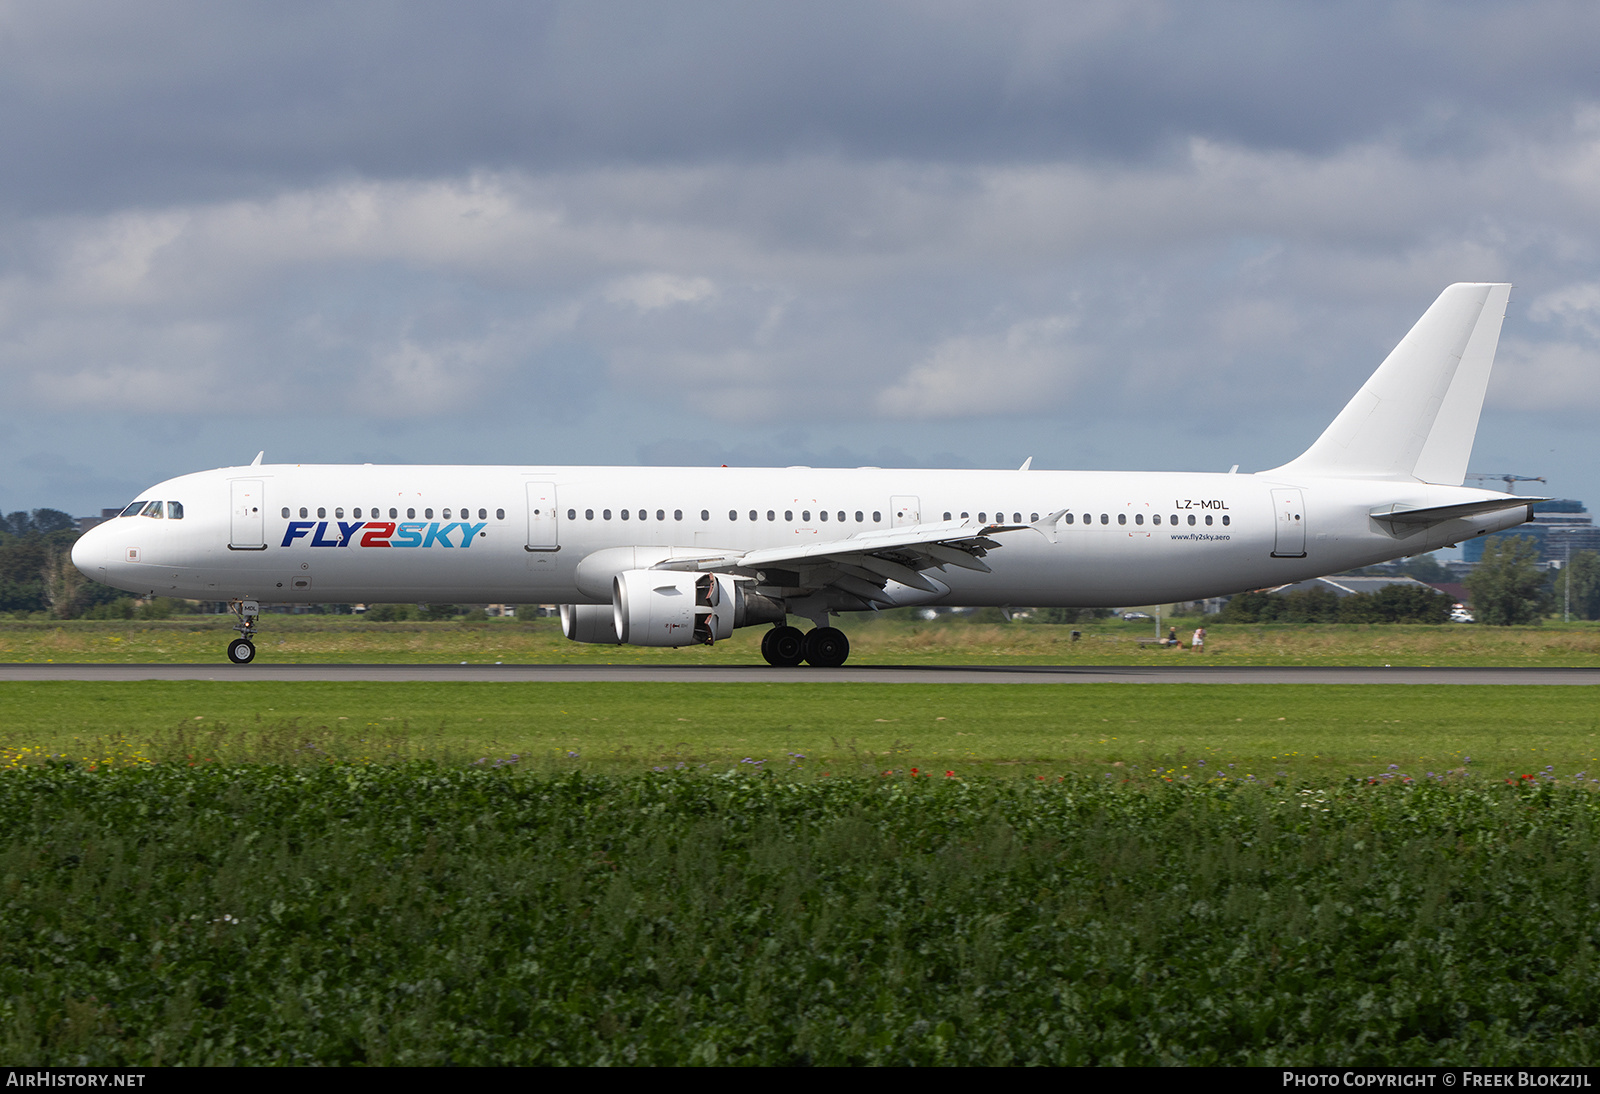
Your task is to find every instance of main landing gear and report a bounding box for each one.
[226,599,260,665]
[761,625,850,668]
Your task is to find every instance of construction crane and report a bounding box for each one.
[1466,473,1546,494]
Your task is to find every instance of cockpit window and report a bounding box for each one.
[167,501,184,520]
[142,501,164,519]
[120,501,146,517]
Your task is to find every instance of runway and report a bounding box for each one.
[3,663,1598,684]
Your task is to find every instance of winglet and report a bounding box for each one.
[250,451,264,467]
[1019,457,1033,471]
[1031,509,1068,544]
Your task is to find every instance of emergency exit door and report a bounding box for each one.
[525,482,559,551]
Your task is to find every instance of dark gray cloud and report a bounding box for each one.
[5,2,1600,215]
[3,2,1600,519]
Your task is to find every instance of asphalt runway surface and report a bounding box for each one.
[3,664,1598,684]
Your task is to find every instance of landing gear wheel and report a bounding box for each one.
[761,625,806,667]
[227,638,256,665]
[802,626,850,668]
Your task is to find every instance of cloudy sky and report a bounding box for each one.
[3,1,1599,520]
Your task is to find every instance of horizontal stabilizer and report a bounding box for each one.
[1369,497,1539,527]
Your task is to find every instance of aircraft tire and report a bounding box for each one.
[802,626,849,668]
[227,638,257,665]
[761,626,806,667]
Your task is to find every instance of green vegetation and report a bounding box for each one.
[1217,583,1453,624]
[5,682,1600,779]
[1469,536,1549,626]
[4,613,1600,665]
[5,765,1600,1065]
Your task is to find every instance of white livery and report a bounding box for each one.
[72,284,1536,666]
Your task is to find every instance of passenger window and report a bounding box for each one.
[1187,514,1196,525]
[1013,513,1021,524]
[701,510,709,521]
[568,509,577,520]
[729,510,737,521]
[281,507,290,519]
[391,508,399,519]
[496,509,504,520]
[658,510,666,521]
[1205,515,1213,526]
[767,510,775,521]
[873,511,881,522]
[637,510,645,521]
[1100,514,1108,524]
[856,511,864,522]
[1222,515,1230,526]
[354,508,362,519]
[1064,513,1075,524]
[785,510,793,521]
[1030,513,1038,522]
[603,509,612,520]
[143,501,163,518]
[585,509,594,520]
[424,508,433,519]
[820,510,828,521]
[1117,513,1127,525]
[168,502,183,520]
[978,512,986,522]
[943,512,952,521]
[1135,514,1144,525]
[1171,515,1178,524]
[802,511,811,522]
[441,508,450,519]
[675,510,683,521]
[317,508,326,519]
[750,510,758,522]
[622,509,630,521]
[837,511,845,522]
[407,508,416,519]
[479,509,488,520]
[1152,514,1161,525]
[960,512,969,519]
[336,508,345,519]
[300,507,309,518]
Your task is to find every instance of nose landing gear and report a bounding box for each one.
[226,599,260,665]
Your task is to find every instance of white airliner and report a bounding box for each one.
[73,283,1536,667]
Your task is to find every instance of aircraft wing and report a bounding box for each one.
[652,512,1065,607]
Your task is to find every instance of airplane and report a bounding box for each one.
[71,282,1537,667]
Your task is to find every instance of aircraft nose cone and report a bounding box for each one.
[71,527,105,578]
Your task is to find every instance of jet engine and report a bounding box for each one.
[560,603,619,644]
[612,570,735,646]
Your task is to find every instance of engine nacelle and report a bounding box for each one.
[560,603,619,644]
[613,569,737,646]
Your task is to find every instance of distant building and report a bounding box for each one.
[1270,575,1437,598]
[74,508,123,534]
[1462,499,1600,566]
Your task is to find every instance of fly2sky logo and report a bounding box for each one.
[280,520,488,549]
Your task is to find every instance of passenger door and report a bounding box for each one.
[229,480,266,550]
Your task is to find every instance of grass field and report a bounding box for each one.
[2,613,1600,665]
[5,622,1599,1065]
[6,765,1600,1065]
[3,681,1599,782]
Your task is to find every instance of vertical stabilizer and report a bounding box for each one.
[1266,283,1511,483]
